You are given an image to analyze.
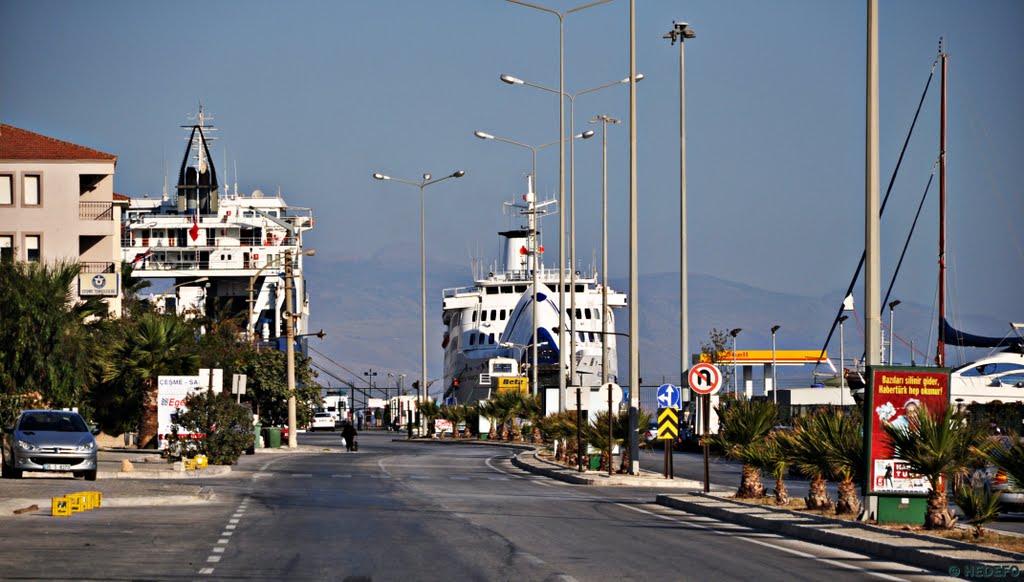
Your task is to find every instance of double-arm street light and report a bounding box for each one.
[505,0,612,411]
[373,170,465,435]
[501,72,641,403]
[475,129,592,396]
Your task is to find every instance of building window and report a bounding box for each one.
[0,235,12,261]
[25,234,40,262]
[0,175,12,205]
[23,175,40,206]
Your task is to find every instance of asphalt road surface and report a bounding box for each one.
[0,432,954,581]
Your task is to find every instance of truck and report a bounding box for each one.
[321,390,350,423]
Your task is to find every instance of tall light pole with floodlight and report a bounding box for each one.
[590,114,620,385]
[729,328,742,399]
[505,0,613,412]
[888,300,901,365]
[372,170,465,435]
[474,130,593,396]
[663,20,696,403]
[501,72,639,402]
[770,325,780,403]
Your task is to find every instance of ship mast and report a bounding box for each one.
[936,40,947,367]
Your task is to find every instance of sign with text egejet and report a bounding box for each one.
[867,367,950,495]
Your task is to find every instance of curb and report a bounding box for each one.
[512,449,707,488]
[656,492,1024,571]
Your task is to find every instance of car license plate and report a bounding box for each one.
[44,464,72,471]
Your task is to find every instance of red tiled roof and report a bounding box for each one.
[113,193,129,201]
[0,124,117,162]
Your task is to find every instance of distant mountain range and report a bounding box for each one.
[305,243,1008,391]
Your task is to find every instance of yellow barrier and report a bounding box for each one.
[195,454,208,469]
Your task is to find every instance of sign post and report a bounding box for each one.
[656,383,680,478]
[599,383,622,477]
[689,363,723,493]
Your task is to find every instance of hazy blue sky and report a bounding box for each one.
[2,1,1021,335]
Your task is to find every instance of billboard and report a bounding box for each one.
[867,366,950,494]
[157,375,206,449]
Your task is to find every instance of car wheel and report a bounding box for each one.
[84,469,97,481]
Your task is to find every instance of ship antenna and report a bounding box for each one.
[234,160,239,197]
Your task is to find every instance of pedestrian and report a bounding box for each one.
[341,421,358,452]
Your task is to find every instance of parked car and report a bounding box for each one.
[309,412,336,432]
[1,410,99,480]
[973,435,1024,512]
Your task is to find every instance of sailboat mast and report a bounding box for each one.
[936,43,947,367]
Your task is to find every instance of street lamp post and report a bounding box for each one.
[373,170,465,436]
[729,328,742,399]
[590,115,620,386]
[364,370,377,428]
[504,0,613,413]
[475,129,592,397]
[663,20,696,403]
[838,314,849,405]
[888,300,901,365]
[770,325,780,403]
[501,73,640,402]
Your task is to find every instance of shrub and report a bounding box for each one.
[167,390,254,465]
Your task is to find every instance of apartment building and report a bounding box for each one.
[0,123,122,315]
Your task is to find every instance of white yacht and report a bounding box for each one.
[947,322,1024,404]
[120,108,315,342]
[440,180,626,405]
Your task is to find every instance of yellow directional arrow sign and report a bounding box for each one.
[657,407,679,440]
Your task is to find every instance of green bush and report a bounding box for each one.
[167,391,254,465]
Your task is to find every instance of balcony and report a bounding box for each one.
[79,202,114,221]
[80,261,116,274]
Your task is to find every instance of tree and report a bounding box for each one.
[166,390,254,465]
[708,399,779,498]
[0,258,105,417]
[102,312,201,448]
[419,399,441,436]
[737,431,790,505]
[882,403,984,529]
[700,328,734,392]
[783,411,836,511]
[822,408,865,515]
[615,408,653,473]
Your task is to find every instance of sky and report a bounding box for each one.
[2,1,1022,342]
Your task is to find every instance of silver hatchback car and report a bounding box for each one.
[2,410,98,480]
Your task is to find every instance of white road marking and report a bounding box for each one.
[332,474,352,478]
[450,476,470,480]
[229,518,239,524]
[292,473,312,478]
[225,524,236,530]
[213,547,225,554]
[199,568,214,575]
[206,556,221,563]
[218,539,229,545]
[614,503,910,581]
[221,531,233,537]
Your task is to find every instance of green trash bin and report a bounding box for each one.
[265,427,282,449]
[589,454,602,471]
[248,423,261,453]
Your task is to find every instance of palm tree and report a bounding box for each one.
[538,410,578,464]
[953,483,1002,537]
[822,408,865,515]
[519,393,544,443]
[708,399,779,498]
[738,432,790,505]
[477,400,500,440]
[419,400,441,436]
[492,392,522,441]
[783,411,836,510]
[583,411,622,472]
[102,312,200,448]
[614,408,653,473]
[882,403,983,529]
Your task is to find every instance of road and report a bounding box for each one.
[0,432,951,581]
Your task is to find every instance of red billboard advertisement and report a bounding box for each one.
[867,367,950,494]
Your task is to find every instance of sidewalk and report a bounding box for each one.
[507,446,1024,571]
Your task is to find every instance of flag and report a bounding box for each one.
[131,249,153,265]
[189,213,200,241]
[842,293,855,311]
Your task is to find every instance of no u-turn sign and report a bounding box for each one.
[688,363,722,396]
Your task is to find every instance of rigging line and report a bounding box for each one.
[814,55,939,370]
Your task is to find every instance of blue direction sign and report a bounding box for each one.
[656,383,681,410]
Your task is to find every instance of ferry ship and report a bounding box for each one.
[120,108,315,342]
[440,179,627,405]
